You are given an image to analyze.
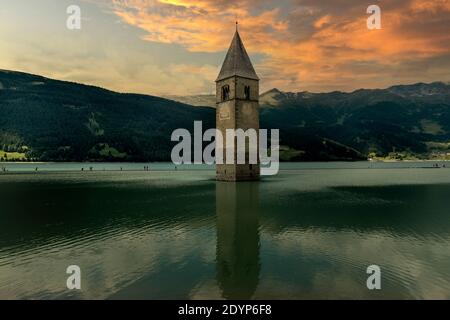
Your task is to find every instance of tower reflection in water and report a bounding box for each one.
[215,182,260,300]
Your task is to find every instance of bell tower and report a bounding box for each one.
[216,28,260,181]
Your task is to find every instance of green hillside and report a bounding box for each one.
[1,69,449,162]
[0,70,214,162]
[259,86,450,160]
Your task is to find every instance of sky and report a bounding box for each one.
[0,0,449,95]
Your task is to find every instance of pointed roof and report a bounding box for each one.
[216,31,259,82]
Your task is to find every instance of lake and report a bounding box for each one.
[0,162,450,299]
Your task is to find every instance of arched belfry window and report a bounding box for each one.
[244,86,251,100]
[222,85,230,101]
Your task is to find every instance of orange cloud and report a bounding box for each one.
[314,15,332,29]
[410,0,450,13]
[110,0,450,92]
[111,0,287,52]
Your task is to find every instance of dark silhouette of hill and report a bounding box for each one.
[0,70,214,162]
[258,83,450,160]
[1,69,449,162]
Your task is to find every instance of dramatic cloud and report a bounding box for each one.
[110,0,450,92]
[1,0,449,95]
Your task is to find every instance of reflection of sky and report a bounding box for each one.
[0,221,217,299]
[1,218,448,299]
[0,169,450,299]
[1,0,449,95]
[257,229,450,299]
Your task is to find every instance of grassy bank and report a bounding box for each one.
[0,150,27,161]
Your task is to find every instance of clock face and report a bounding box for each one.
[219,105,231,120]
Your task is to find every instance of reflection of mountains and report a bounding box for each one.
[1,173,450,299]
[216,182,260,300]
[2,175,450,248]
[259,183,450,235]
[0,177,215,248]
[214,181,450,300]
[0,174,219,299]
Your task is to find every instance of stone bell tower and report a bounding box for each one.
[216,28,260,181]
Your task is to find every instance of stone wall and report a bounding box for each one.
[216,76,260,181]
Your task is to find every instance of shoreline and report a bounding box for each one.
[1,161,449,176]
[369,159,450,163]
[1,159,450,165]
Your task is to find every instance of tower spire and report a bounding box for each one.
[216,29,259,82]
[215,29,261,181]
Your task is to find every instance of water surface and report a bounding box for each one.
[0,162,449,299]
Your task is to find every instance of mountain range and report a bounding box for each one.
[1,69,449,162]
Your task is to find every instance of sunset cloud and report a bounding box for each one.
[109,0,450,92]
[0,0,449,95]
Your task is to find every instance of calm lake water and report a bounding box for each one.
[0,162,450,300]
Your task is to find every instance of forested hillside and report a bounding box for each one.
[1,69,449,162]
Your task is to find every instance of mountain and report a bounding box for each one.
[258,84,450,160]
[1,69,449,162]
[0,70,214,162]
[169,83,450,161]
[162,94,215,108]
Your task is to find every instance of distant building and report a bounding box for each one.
[216,28,260,181]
